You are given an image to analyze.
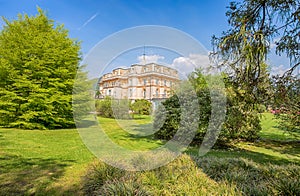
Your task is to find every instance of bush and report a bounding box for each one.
[153,70,261,145]
[131,99,152,115]
[95,97,113,118]
[95,97,131,119]
[153,95,181,140]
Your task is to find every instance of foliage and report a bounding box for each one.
[260,112,300,141]
[153,95,181,140]
[131,99,152,115]
[154,70,261,144]
[221,73,262,142]
[95,97,113,118]
[0,8,84,129]
[212,0,300,134]
[111,99,131,119]
[73,69,94,126]
[95,97,131,119]
[214,0,300,76]
[270,75,300,135]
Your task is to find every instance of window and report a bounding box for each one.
[156,79,159,85]
[156,89,159,97]
[170,81,172,87]
[129,89,133,97]
[144,67,147,72]
[164,80,167,86]
[144,79,147,85]
[108,89,111,96]
[129,79,132,86]
[143,89,146,98]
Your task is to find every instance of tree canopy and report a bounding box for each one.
[0,8,83,129]
[212,0,299,134]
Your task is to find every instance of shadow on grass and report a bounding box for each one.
[76,119,98,128]
[0,154,75,195]
[252,140,300,159]
[128,123,155,137]
[188,143,300,165]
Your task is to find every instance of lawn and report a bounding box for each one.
[187,112,300,165]
[0,113,299,195]
[0,128,94,195]
[259,112,300,141]
[99,115,164,150]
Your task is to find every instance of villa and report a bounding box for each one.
[97,63,180,102]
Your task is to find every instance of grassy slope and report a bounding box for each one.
[0,113,299,195]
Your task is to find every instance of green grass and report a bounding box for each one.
[0,128,94,195]
[0,113,299,195]
[187,113,300,165]
[0,115,162,195]
[98,115,164,151]
[259,112,300,141]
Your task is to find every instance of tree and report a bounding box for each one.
[95,97,131,119]
[131,99,152,116]
[154,70,261,145]
[95,96,113,118]
[153,95,181,140]
[270,75,300,135]
[213,0,299,77]
[211,0,300,135]
[0,8,83,129]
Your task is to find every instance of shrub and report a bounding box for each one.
[153,70,262,145]
[153,95,181,140]
[131,99,152,115]
[95,97,131,119]
[95,96,113,118]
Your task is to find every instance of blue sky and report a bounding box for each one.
[0,0,293,78]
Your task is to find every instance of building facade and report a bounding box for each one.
[98,63,179,101]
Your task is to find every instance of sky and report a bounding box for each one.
[0,0,294,78]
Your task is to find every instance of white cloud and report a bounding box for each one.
[78,12,99,31]
[137,54,165,64]
[270,64,289,76]
[170,53,210,77]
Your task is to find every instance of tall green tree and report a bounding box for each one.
[212,0,299,135]
[0,8,83,129]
